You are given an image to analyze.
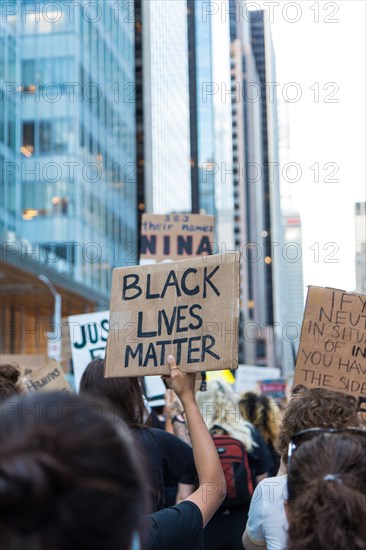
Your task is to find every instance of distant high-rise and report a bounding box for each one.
[188,0,235,251]
[249,9,285,369]
[140,0,191,214]
[229,0,266,365]
[282,211,304,374]
[355,202,366,294]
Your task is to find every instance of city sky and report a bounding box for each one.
[268,0,366,296]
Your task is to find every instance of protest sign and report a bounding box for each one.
[140,213,214,264]
[68,311,109,390]
[105,252,240,377]
[235,365,281,395]
[294,286,366,404]
[258,378,287,401]
[23,359,70,393]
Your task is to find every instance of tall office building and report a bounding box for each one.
[140,0,191,215]
[355,202,366,294]
[249,9,285,369]
[229,0,267,365]
[1,0,19,237]
[187,0,215,216]
[282,211,304,374]
[1,0,137,354]
[188,0,235,250]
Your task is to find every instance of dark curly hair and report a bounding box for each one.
[0,363,22,400]
[277,386,362,461]
[287,433,366,550]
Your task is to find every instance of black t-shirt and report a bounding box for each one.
[133,427,196,511]
[147,501,203,550]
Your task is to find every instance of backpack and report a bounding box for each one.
[212,434,254,509]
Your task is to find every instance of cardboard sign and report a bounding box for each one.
[140,213,214,264]
[105,252,240,377]
[23,359,70,393]
[68,311,109,391]
[294,286,366,402]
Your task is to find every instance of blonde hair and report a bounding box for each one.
[239,392,282,446]
[196,381,256,452]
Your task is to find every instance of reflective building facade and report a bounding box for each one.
[1,0,137,355]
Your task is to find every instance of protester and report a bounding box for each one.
[0,392,148,549]
[239,392,282,476]
[0,355,225,550]
[79,357,196,511]
[285,432,366,550]
[0,363,23,400]
[242,386,363,550]
[196,380,271,550]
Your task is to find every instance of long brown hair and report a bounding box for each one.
[79,358,147,428]
[239,392,282,445]
[287,433,366,550]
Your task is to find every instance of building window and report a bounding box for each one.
[39,121,52,153]
[22,122,35,156]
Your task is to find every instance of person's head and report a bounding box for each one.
[285,432,366,550]
[196,380,255,452]
[0,364,22,400]
[79,358,147,428]
[0,391,147,550]
[239,392,282,445]
[277,386,361,463]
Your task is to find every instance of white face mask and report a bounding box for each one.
[131,531,140,550]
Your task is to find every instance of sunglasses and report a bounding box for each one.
[287,427,366,465]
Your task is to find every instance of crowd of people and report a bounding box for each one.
[0,357,365,549]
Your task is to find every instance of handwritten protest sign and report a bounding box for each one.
[23,359,70,393]
[140,213,214,264]
[294,286,366,404]
[105,252,240,377]
[68,311,109,390]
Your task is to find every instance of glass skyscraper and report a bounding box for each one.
[141,0,191,214]
[188,0,234,250]
[1,0,137,355]
[6,0,137,295]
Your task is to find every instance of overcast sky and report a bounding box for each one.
[266,0,366,294]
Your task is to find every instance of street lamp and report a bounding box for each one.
[38,274,62,361]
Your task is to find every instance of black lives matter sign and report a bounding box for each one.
[105,253,239,377]
[294,286,366,403]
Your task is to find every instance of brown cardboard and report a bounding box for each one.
[294,286,366,403]
[23,359,71,393]
[140,213,214,263]
[105,252,240,377]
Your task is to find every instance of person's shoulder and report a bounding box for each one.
[148,501,203,550]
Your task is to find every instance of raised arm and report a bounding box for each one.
[165,355,226,526]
